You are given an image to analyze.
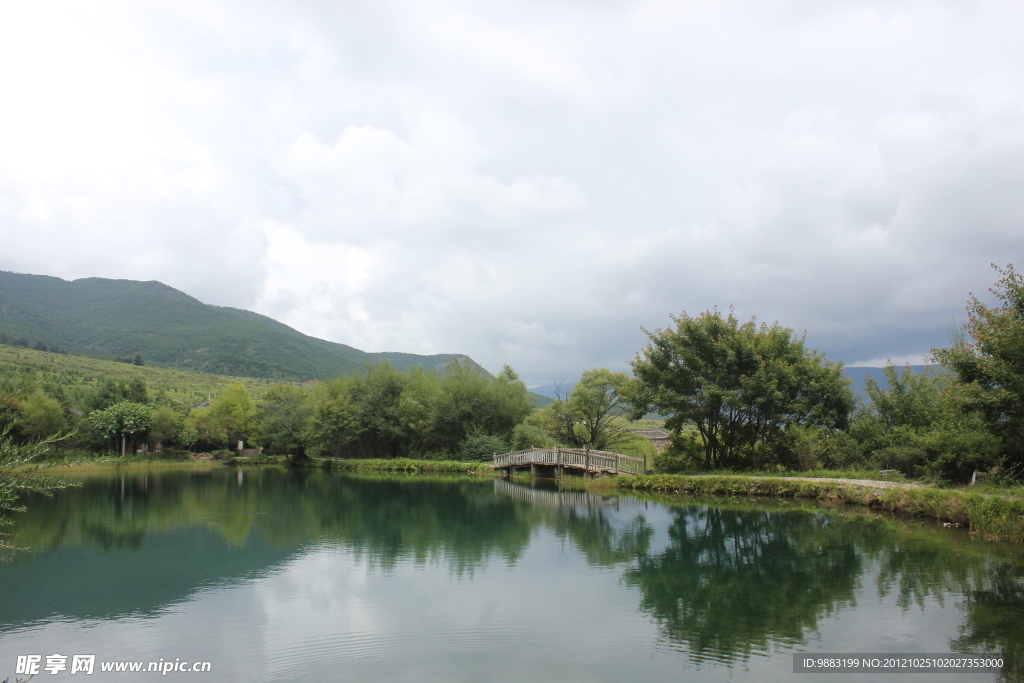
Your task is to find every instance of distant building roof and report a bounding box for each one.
[627,428,670,451]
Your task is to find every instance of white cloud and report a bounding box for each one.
[848,354,934,368]
[2,0,1024,383]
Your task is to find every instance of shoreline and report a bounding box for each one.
[616,474,1024,543]
[36,458,1024,543]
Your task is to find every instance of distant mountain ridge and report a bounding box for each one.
[844,365,947,400]
[0,270,484,381]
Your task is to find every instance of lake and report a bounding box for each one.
[1,467,1022,682]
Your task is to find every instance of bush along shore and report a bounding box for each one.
[288,456,480,474]
[617,474,1024,543]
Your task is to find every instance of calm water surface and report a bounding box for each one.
[1,467,1022,682]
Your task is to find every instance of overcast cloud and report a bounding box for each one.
[1,0,1023,385]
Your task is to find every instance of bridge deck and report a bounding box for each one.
[493,447,645,477]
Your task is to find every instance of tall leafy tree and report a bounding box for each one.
[149,405,180,449]
[88,401,153,455]
[542,369,630,451]
[256,384,314,455]
[431,362,531,453]
[626,308,853,470]
[191,383,256,449]
[306,380,360,458]
[349,361,415,458]
[933,264,1024,471]
[17,390,66,440]
[849,364,998,481]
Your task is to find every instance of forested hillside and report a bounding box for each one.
[0,271,481,381]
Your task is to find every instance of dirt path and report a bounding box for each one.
[687,474,929,492]
[688,475,1023,499]
[757,476,926,490]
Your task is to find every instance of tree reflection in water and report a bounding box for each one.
[5,470,1024,681]
[621,502,1024,681]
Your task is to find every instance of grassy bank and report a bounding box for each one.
[41,458,223,473]
[36,454,489,475]
[617,474,1024,542]
[301,457,481,474]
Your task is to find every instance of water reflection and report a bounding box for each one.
[623,507,865,661]
[1,469,1022,682]
[615,499,1024,681]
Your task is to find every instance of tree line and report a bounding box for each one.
[624,264,1024,483]
[0,359,543,462]
[2,264,1023,483]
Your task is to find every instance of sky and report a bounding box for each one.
[1,0,1022,386]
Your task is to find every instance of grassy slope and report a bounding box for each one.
[0,343,552,409]
[0,271,482,381]
[0,344,272,405]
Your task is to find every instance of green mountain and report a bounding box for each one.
[0,270,483,381]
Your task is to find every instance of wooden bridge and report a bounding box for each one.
[493,447,646,478]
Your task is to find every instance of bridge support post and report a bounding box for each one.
[530,463,537,476]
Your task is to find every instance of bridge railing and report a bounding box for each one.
[493,447,645,475]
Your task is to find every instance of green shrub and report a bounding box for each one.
[652,431,703,473]
[776,425,864,471]
[510,421,553,451]
[914,428,999,484]
[419,450,457,461]
[459,433,508,462]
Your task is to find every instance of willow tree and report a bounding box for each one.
[626,308,853,470]
[1,426,77,558]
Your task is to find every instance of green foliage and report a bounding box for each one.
[777,424,862,472]
[849,364,1000,483]
[540,369,630,451]
[429,362,533,454]
[316,458,471,473]
[863,364,948,430]
[1,426,78,557]
[189,383,256,449]
[0,343,267,411]
[652,431,704,474]
[612,430,657,471]
[255,384,314,455]
[149,405,180,446]
[305,382,359,457]
[458,433,508,463]
[510,419,554,451]
[88,401,153,455]
[627,308,854,471]
[934,264,1024,474]
[17,390,65,440]
[303,360,531,460]
[348,362,423,458]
